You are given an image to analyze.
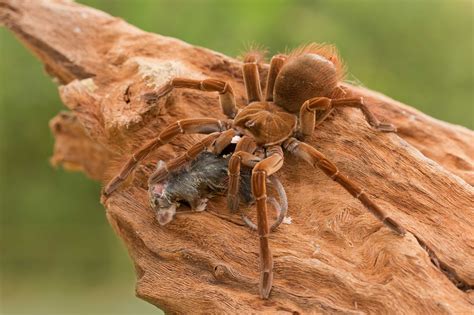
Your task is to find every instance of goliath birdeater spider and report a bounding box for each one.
[104,43,406,299]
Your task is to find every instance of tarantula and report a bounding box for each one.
[103,43,406,299]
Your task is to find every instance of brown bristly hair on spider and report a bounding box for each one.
[239,42,268,63]
[287,43,346,81]
[272,43,347,113]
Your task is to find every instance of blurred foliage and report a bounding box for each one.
[0,0,472,314]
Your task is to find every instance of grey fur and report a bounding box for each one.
[149,152,253,224]
[149,151,287,226]
[161,152,230,207]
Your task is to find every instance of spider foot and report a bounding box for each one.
[100,189,111,204]
[376,123,397,132]
[227,196,240,213]
[259,270,273,299]
[102,176,125,197]
[142,81,173,104]
[156,80,174,98]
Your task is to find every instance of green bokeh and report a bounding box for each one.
[0,1,472,314]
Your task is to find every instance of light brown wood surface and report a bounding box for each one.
[2,1,473,314]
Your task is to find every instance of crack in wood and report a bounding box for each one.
[413,234,473,292]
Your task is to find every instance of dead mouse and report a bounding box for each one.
[148,151,287,227]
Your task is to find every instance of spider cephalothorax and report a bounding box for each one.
[233,102,297,145]
[103,43,405,299]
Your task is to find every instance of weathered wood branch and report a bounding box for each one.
[2,1,473,313]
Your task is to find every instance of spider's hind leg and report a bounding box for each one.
[332,97,396,132]
[284,137,405,236]
[299,96,397,137]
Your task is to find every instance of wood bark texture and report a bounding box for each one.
[1,1,473,314]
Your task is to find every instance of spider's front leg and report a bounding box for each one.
[151,78,238,118]
[228,137,288,231]
[251,146,284,299]
[148,129,235,186]
[227,136,259,211]
[299,96,397,137]
[284,138,405,236]
[103,118,231,196]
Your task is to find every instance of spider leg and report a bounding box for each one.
[267,175,288,231]
[299,97,332,136]
[151,78,238,118]
[313,107,335,129]
[332,97,397,131]
[103,118,231,196]
[299,96,397,137]
[147,131,234,186]
[264,54,287,101]
[227,136,259,211]
[312,86,347,128]
[283,137,405,236]
[242,174,288,232]
[251,146,284,299]
[243,60,263,102]
[210,129,236,155]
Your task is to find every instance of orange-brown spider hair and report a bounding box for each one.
[287,43,346,82]
[239,42,268,63]
[273,43,347,113]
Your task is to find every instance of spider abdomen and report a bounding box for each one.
[273,44,345,113]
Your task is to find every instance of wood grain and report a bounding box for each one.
[2,1,473,313]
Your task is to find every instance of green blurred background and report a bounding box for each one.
[0,0,472,314]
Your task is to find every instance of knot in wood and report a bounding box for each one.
[213,263,233,282]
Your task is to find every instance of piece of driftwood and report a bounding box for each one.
[2,1,473,313]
